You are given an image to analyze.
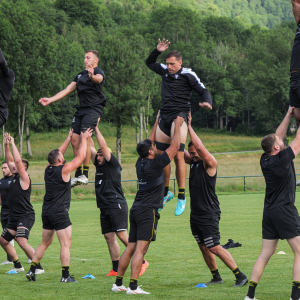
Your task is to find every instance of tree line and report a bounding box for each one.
[0,0,296,160]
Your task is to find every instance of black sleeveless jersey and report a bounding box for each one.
[189,159,220,216]
[94,153,126,209]
[0,175,14,209]
[290,28,300,71]
[9,175,33,217]
[43,165,71,213]
[133,152,170,209]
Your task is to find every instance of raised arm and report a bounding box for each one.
[62,128,93,181]
[146,39,170,76]
[59,129,73,155]
[184,149,192,164]
[292,0,300,24]
[90,138,97,163]
[0,48,9,77]
[188,113,217,172]
[9,135,30,189]
[86,63,103,84]
[148,111,160,144]
[165,116,184,160]
[4,133,14,173]
[95,125,111,162]
[39,81,77,107]
[275,106,294,141]
[290,125,300,156]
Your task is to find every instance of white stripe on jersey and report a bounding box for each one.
[181,67,206,89]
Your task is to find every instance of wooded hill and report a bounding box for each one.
[0,0,296,159]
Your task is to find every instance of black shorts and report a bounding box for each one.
[262,203,300,240]
[100,203,128,235]
[42,210,72,231]
[72,107,103,135]
[129,207,160,243]
[158,112,188,138]
[6,212,35,232]
[289,71,300,108]
[1,208,9,229]
[190,212,221,248]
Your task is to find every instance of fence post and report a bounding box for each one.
[173,178,176,195]
[244,176,246,193]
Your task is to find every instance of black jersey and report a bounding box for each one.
[133,152,171,209]
[0,49,15,110]
[94,153,126,209]
[9,175,33,217]
[189,159,220,216]
[73,67,106,114]
[0,175,14,209]
[290,28,300,72]
[146,49,212,119]
[261,146,296,210]
[43,165,71,213]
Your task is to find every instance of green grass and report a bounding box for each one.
[0,193,299,299]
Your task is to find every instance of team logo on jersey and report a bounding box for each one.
[8,181,11,184]
[175,75,179,79]
[78,74,81,79]
[165,74,168,77]
[13,179,15,183]
[72,117,75,123]
[191,164,194,168]
[18,223,23,226]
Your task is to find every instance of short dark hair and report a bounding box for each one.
[22,159,29,170]
[166,50,182,61]
[261,134,276,155]
[2,161,7,165]
[188,141,193,147]
[48,149,60,165]
[85,50,99,59]
[136,139,153,158]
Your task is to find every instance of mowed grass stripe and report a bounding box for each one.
[0,193,298,299]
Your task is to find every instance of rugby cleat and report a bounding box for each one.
[106,270,117,276]
[111,284,127,292]
[126,286,150,294]
[7,266,24,273]
[71,177,80,188]
[0,260,13,265]
[244,297,258,300]
[60,275,77,282]
[158,191,174,211]
[233,274,248,287]
[77,175,89,185]
[35,268,45,275]
[26,270,36,281]
[139,260,149,276]
[175,199,186,216]
[205,278,223,285]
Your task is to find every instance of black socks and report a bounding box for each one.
[211,268,222,280]
[83,165,89,178]
[112,260,119,272]
[129,278,138,290]
[62,265,69,278]
[116,275,123,286]
[291,281,300,300]
[164,186,169,197]
[13,259,22,269]
[178,188,185,200]
[247,281,258,299]
[75,166,82,178]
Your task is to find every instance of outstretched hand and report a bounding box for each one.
[4,133,10,145]
[86,63,94,78]
[67,128,73,140]
[81,128,93,139]
[157,38,170,52]
[199,102,212,110]
[39,98,52,106]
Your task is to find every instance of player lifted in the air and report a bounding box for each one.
[146,38,212,216]
[39,50,106,187]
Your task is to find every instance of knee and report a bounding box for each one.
[104,234,115,244]
[71,137,80,148]
[209,245,222,256]
[16,237,27,249]
[0,236,8,246]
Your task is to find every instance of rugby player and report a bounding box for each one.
[245,106,300,300]
[146,38,212,216]
[185,112,248,287]
[111,113,184,294]
[26,128,93,282]
[39,50,106,187]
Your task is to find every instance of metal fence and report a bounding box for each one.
[31,175,274,194]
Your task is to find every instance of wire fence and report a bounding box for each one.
[31,174,279,195]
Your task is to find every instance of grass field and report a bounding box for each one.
[0,193,299,300]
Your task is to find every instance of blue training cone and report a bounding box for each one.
[82,274,95,279]
[195,283,207,288]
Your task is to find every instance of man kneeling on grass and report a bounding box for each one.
[111,113,184,294]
